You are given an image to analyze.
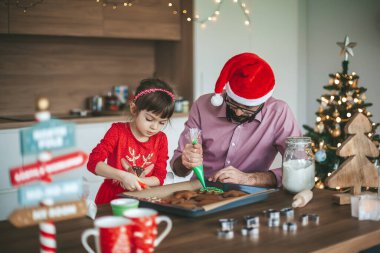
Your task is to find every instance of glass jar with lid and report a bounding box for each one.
[282,137,315,194]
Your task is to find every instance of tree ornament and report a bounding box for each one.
[336,35,357,61]
[333,109,340,117]
[317,122,324,133]
[346,91,354,101]
[332,124,341,137]
[352,79,358,88]
[315,141,327,163]
[321,98,328,108]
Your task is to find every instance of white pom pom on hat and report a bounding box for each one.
[211,52,275,107]
[211,93,223,106]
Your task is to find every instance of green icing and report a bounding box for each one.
[199,186,224,193]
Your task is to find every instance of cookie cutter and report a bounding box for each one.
[308,214,320,225]
[243,215,260,228]
[268,211,280,220]
[299,213,309,226]
[280,207,294,220]
[282,222,297,232]
[267,218,280,227]
[241,227,259,237]
[217,229,234,239]
[218,218,236,232]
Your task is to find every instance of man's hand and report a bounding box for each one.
[181,143,203,170]
[208,166,250,185]
[209,166,277,187]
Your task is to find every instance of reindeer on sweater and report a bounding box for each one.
[123,147,154,177]
[112,147,155,189]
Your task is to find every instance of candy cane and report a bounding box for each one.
[39,221,56,253]
[39,199,56,253]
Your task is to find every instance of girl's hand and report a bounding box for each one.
[120,158,149,189]
[119,171,142,191]
[181,143,203,170]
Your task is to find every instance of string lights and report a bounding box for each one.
[15,0,44,13]
[96,0,135,9]
[168,0,252,29]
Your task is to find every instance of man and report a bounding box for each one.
[170,52,302,187]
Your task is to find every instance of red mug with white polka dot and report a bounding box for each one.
[123,208,172,253]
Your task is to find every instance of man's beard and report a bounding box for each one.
[226,104,264,124]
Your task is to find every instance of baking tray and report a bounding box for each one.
[119,180,277,217]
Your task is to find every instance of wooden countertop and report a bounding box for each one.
[0,112,189,130]
[1,189,380,253]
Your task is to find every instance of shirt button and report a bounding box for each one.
[227,160,230,164]
[232,143,235,146]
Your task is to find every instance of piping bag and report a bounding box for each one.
[189,128,206,189]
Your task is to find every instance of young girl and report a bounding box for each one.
[87,78,175,204]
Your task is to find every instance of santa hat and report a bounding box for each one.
[211,52,275,107]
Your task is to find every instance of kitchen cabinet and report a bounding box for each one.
[0,1,7,33]
[102,0,180,40]
[0,0,193,117]
[8,0,103,37]
[5,0,181,40]
[0,115,189,220]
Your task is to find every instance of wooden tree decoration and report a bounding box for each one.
[326,112,379,195]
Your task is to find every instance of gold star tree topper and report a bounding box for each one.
[336,35,357,61]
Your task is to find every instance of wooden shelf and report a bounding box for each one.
[0,112,188,130]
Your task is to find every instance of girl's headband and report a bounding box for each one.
[133,88,175,102]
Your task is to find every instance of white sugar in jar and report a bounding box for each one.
[282,137,315,194]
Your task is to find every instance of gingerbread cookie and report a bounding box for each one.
[222,190,247,198]
[194,193,222,202]
[173,190,198,200]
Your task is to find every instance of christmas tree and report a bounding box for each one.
[303,36,380,190]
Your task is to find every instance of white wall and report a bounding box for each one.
[194,0,380,128]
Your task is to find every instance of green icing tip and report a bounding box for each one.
[193,165,206,189]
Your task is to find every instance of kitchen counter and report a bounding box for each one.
[1,189,380,253]
[0,111,189,130]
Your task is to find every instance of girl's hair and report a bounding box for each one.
[133,78,175,119]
